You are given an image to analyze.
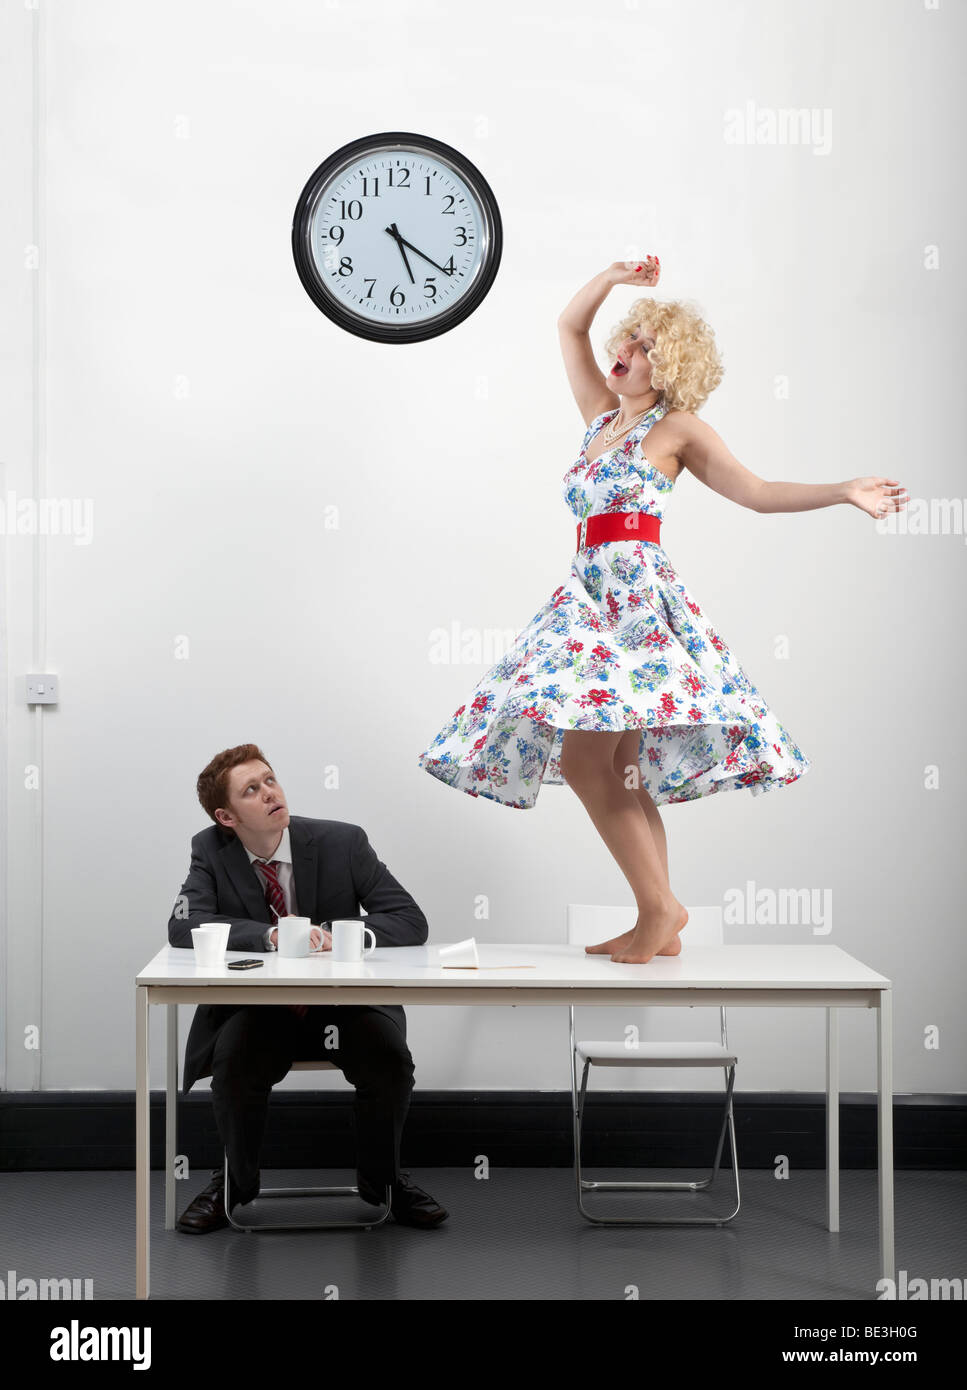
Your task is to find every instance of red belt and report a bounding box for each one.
[576,512,661,552]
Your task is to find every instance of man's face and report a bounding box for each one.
[216,761,290,837]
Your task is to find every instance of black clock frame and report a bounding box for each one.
[291,131,502,343]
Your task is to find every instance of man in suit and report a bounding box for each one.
[168,742,447,1232]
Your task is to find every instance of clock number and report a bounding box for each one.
[387,167,410,187]
[338,200,363,219]
[424,175,432,194]
[454,227,468,246]
[362,279,376,299]
[389,285,406,306]
[360,176,379,197]
[443,256,457,276]
[441,195,456,215]
[328,226,344,244]
[337,256,353,277]
[423,277,437,300]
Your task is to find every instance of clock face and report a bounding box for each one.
[292,132,502,343]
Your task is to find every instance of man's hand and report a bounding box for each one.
[270,925,332,951]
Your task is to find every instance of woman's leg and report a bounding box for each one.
[560,727,687,963]
[596,729,686,956]
[614,730,669,879]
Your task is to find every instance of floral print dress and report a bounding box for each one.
[417,400,810,810]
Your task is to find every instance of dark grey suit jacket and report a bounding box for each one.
[167,815,428,1093]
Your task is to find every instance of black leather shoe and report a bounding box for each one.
[359,1173,448,1228]
[176,1169,257,1234]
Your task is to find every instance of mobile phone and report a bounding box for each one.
[227,959,264,970]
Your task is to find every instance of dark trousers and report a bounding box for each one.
[209,1004,414,1201]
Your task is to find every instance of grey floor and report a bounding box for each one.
[0,1168,963,1300]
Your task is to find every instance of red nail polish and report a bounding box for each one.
[635,264,643,271]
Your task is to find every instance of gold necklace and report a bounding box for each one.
[602,396,663,446]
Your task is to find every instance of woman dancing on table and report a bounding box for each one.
[418,258,908,963]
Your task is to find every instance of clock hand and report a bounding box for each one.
[384,224,416,284]
[388,225,455,276]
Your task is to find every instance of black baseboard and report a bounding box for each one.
[1,1091,965,1172]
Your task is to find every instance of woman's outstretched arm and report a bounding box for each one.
[679,414,909,520]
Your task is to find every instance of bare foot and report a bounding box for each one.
[585,928,634,956]
[585,906,688,957]
[656,907,689,956]
[611,901,687,964]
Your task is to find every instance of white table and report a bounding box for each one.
[135,942,893,1299]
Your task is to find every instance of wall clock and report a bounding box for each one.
[291,131,502,343]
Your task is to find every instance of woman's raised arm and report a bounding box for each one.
[558,260,659,427]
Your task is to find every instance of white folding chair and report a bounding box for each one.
[223,1060,391,1232]
[568,904,740,1226]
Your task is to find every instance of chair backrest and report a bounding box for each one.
[566,903,723,948]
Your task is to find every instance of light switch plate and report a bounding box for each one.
[26,674,59,705]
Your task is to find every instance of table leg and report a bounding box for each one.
[165,1005,178,1230]
[877,988,895,1284]
[136,985,150,1300]
[826,1006,839,1232]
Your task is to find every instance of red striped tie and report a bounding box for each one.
[255,859,306,1015]
[254,859,286,923]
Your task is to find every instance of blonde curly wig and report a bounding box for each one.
[604,298,724,414]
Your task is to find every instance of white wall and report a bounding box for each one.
[3,0,965,1097]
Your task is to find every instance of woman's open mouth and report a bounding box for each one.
[611,360,628,376]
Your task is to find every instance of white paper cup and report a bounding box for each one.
[191,923,230,968]
[437,938,479,968]
[276,916,314,958]
[331,920,376,963]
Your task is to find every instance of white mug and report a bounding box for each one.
[276,916,318,958]
[331,919,376,963]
